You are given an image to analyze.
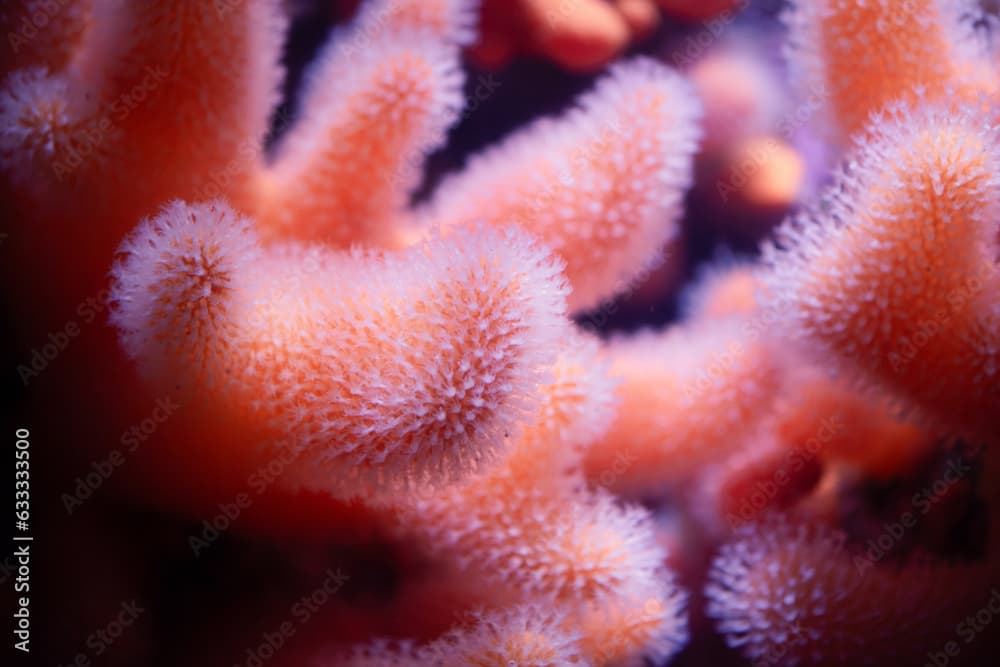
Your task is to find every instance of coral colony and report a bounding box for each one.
[2,0,1000,666]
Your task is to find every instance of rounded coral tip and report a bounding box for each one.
[429,605,584,666]
[681,259,761,321]
[577,580,689,667]
[278,223,571,494]
[108,199,260,390]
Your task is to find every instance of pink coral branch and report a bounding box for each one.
[419,58,701,312]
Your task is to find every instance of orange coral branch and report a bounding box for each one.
[785,0,993,146]
[420,58,701,312]
[257,27,463,246]
[764,104,1000,441]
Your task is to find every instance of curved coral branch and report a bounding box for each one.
[424,605,585,666]
[763,104,1000,441]
[77,0,284,210]
[680,259,761,321]
[408,414,661,605]
[343,589,688,667]
[696,434,824,535]
[419,58,701,312]
[389,333,687,665]
[501,330,618,486]
[110,200,569,495]
[473,0,636,71]
[771,365,936,479]
[405,490,686,664]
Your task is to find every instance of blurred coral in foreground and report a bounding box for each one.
[2,0,1000,666]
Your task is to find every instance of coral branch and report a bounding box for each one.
[502,330,618,486]
[0,67,93,196]
[584,317,784,496]
[411,477,668,605]
[75,0,284,210]
[680,259,761,321]
[111,201,569,495]
[771,366,935,479]
[347,0,479,47]
[784,0,991,146]
[425,605,584,666]
[1,0,284,225]
[575,579,688,667]
[257,33,463,247]
[420,58,701,312]
[764,104,1000,440]
[399,335,661,611]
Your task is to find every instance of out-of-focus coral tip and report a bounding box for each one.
[615,0,662,37]
[689,47,782,151]
[683,262,760,320]
[524,0,631,71]
[728,135,806,210]
[466,27,519,69]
